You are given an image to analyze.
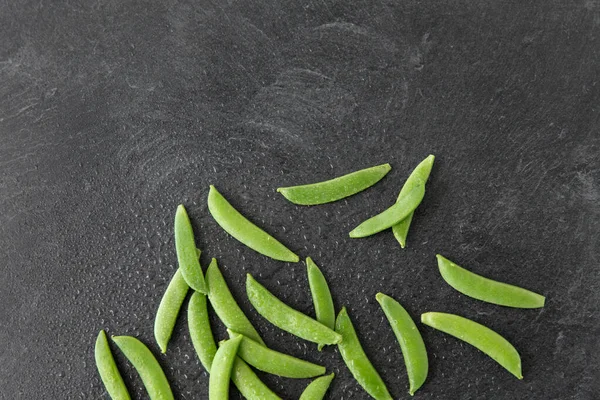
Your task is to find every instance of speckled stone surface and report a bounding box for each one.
[1,1,599,399]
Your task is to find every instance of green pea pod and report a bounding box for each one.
[335,307,393,400]
[277,163,391,205]
[174,205,208,293]
[111,336,174,400]
[299,373,335,400]
[207,185,299,262]
[392,155,435,248]
[376,293,428,396]
[349,183,425,238]
[205,258,265,345]
[421,312,523,379]
[436,255,546,308]
[228,330,326,378]
[188,291,217,372]
[154,269,190,353]
[94,330,131,400]
[246,274,342,345]
[209,336,243,400]
[231,357,282,400]
[306,257,335,351]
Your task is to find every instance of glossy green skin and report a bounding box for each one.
[299,373,335,400]
[188,291,218,372]
[421,312,523,379]
[306,257,335,351]
[231,357,282,400]
[277,163,391,205]
[209,336,243,400]
[207,185,299,262]
[392,155,435,248]
[246,274,342,345]
[174,205,208,293]
[154,269,190,353]
[228,330,326,378]
[111,336,174,400]
[376,293,428,396]
[94,330,131,400]
[436,255,546,308]
[349,183,425,238]
[335,307,393,400]
[205,258,265,345]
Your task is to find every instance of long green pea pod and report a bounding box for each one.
[205,258,265,345]
[421,312,523,379]
[231,357,282,400]
[111,336,174,400]
[436,254,545,308]
[188,291,217,372]
[299,373,335,400]
[174,205,208,293]
[209,336,243,400]
[335,307,393,400]
[306,257,335,351]
[376,293,428,395]
[154,269,190,353]
[229,330,326,378]
[276,163,391,205]
[95,330,131,400]
[392,155,435,248]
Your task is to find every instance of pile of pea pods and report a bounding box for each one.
[95,155,546,400]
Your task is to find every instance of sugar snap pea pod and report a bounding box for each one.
[207,185,299,262]
[306,257,335,351]
[276,163,391,205]
[246,274,342,345]
[111,336,174,400]
[228,330,326,378]
[436,255,546,308]
[349,183,425,238]
[231,357,282,400]
[154,269,190,353]
[392,155,435,248]
[95,330,131,400]
[205,258,265,345]
[335,307,393,400]
[210,336,243,400]
[299,373,335,400]
[175,205,208,293]
[421,312,523,379]
[188,291,218,371]
[376,293,428,396]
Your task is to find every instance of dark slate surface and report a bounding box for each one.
[1,1,599,399]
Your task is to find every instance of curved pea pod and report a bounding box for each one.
[276,163,391,205]
[209,336,243,400]
[306,257,335,351]
[154,269,190,353]
[299,373,335,400]
[111,336,174,400]
[94,330,131,400]
[392,155,435,248]
[376,293,428,396]
[228,330,326,378]
[421,312,523,379]
[335,307,393,400]
[436,255,546,308]
[188,291,217,372]
[246,274,342,346]
[349,183,425,238]
[231,357,282,400]
[207,185,299,263]
[206,258,265,345]
[174,205,208,293]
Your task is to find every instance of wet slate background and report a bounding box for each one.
[1,0,599,399]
